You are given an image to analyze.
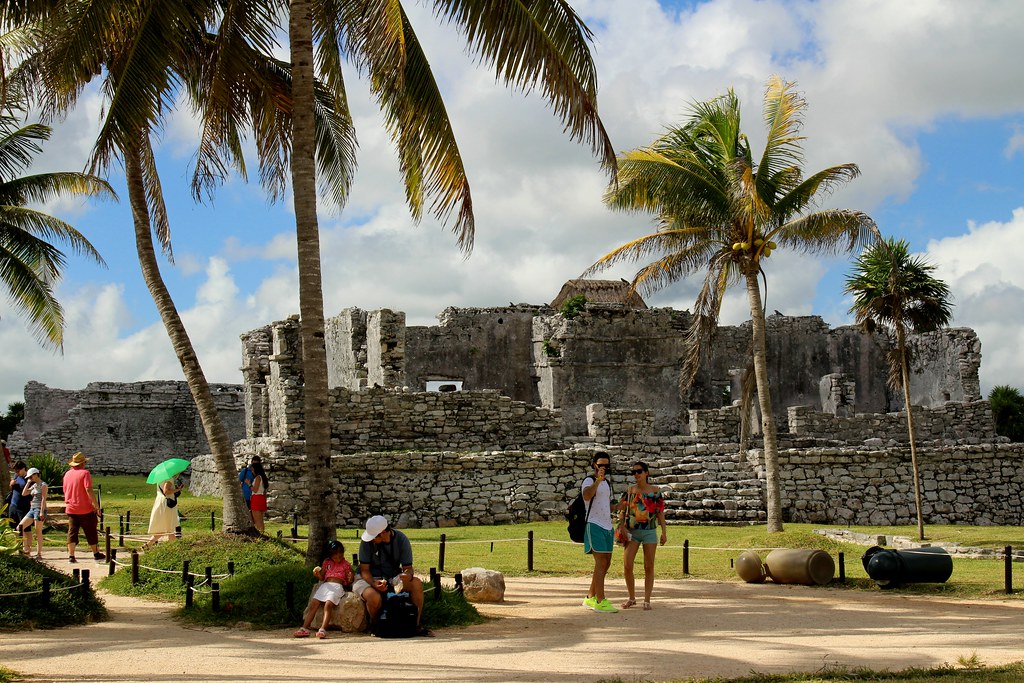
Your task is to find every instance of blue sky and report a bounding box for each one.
[2,0,1024,410]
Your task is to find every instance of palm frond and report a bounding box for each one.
[0,206,104,264]
[755,75,805,199]
[774,209,877,255]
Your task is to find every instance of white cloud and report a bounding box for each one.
[926,208,1024,394]
[1006,125,1024,160]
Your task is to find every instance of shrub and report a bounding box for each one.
[0,554,107,628]
[25,453,69,492]
[989,385,1024,442]
[559,294,587,319]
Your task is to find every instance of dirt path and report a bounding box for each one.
[4,550,1023,682]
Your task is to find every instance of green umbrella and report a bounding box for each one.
[146,458,191,485]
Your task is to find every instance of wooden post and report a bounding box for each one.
[182,559,191,585]
[185,576,194,608]
[527,530,534,572]
[211,511,216,531]
[81,569,91,597]
[683,539,690,575]
[1005,546,1013,594]
[41,577,51,607]
[838,552,846,584]
[438,533,446,572]
[131,551,139,586]
[105,528,111,559]
[118,515,124,547]
[227,560,235,576]
[454,572,463,595]
[292,513,298,541]
[175,525,182,539]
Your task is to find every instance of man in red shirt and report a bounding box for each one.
[63,452,104,562]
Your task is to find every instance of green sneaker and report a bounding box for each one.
[593,599,619,613]
[582,596,597,610]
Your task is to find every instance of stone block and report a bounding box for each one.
[461,567,506,602]
[310,591,368,633]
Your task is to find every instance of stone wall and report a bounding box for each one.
[8,380,246,474]
[907,328,983,406]
[787,401,996,443]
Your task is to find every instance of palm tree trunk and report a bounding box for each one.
[897,329,925,540]
[744,272,784,532]
[124,142,254,535]
[289,0,336,564]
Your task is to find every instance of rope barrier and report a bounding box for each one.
[0,581,85,598]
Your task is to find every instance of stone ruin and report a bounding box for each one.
[10,291,1021,529]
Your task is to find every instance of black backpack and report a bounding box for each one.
[372,592,419,638]
[566,478,614,543]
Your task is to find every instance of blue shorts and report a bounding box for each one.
[584,523,613,554]
[630,527,659,545]
[25,508,44,522]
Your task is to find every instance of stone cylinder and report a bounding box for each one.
[764,549,835,586]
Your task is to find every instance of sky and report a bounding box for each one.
[2,0,1023,410]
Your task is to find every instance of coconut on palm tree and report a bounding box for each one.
[587,76,877,532]
[845,237,953,540]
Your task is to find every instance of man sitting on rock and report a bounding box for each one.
[354,515,431,636]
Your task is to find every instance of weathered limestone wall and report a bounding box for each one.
[787,402,996,443]
[405,306,544,402]
[907,328,983,407]
[324,307,367,391]
[763,443,1024,526]
[8,380,246,474]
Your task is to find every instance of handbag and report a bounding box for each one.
[614,524,630,546]
[165,495,177,509]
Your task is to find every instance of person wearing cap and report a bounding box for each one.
[62,452,104,563]
[17,467,46,559]
[355,515,429,635]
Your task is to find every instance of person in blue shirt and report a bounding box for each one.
[8,461,29,527]
[238,457,256,510]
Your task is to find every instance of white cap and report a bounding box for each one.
[361,515,389,542]
[26,467,40,477]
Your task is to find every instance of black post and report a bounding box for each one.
[185,576,194,608]
[527,530,534,572]
[118,515,124,547]
[438,533,446,572]
[454,572,463,595]
[227,561,235,576]
[433,576,441,601]
[286,581,295,614]
[73,568,80,583]
[105,528,111,559]
[211,511,216,531]
[99,508,104,530]
[125,510,131,528]
[96,483,102,512]
[41,577,51,607]
[108,557,116,576]
[1005,546,1013,594]
[81,569,91,597]
[292,513,298,541]
[838,552,846,584]
[175,525,182,539]
[205,566,213,587]
[683,539,690,575]
[131,551,139,586]
[352,553,358,568]
[277,530,283,540]
[212,583,220,612]
[182,559,191,585]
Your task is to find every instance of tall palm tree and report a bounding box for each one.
[2,1,355,535]
[285,0,616,562]
[845,237,952,540]
[587,76,877,532]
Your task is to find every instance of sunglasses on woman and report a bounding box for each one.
[632,469,646,475]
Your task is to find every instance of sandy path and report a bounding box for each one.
[4,550,1023,682]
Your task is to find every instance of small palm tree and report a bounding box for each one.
[845,237,953,540]
[588,76,876,532]
[0,105,111,348]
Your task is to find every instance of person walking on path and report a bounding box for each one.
[143,478,183,549]
[617,461,667,610]
[582,451,618,613]
[63,452,104,563]
[18,467,46,559]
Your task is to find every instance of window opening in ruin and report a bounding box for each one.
[426,380,463,393]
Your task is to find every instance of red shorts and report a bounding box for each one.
[250,494,267,512]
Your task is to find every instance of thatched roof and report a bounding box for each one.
[550,279,648,311]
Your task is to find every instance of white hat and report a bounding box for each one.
[361,515,389,542]
[26,467,40,477]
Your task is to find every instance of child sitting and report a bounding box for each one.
[294,539,354,639]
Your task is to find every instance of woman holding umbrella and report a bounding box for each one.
[143,459,189,550]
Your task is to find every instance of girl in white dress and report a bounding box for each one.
[143,479,181,549]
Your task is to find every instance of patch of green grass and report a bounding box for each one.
[0,553,107,629]
[601,660,1024,682]
[0,664,16,682]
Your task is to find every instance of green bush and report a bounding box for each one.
[0,553,107,628]
[559,294,587,319]
[989,385,1024,442]
[26,453,69,492]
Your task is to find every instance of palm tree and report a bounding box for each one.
[845,237,953,540]
[587,76,877,532]
[284,0,615,562]
[0,105,111,348]
[2,2,354,535]
[989,385,1024,442]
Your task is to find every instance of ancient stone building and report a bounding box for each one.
[8,380,246,473]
